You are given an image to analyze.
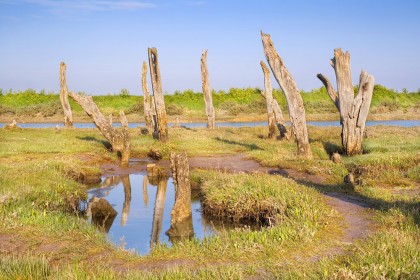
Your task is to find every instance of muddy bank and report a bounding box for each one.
[1,110,419,125]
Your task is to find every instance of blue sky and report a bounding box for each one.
[0,0,419,95]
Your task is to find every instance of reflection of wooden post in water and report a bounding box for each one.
[150,178,167,250]
[142,175,149,207]
[166,152,194,241]
[121,175,132,226]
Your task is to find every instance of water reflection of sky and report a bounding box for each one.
[86,173,218,255]
[1,120,419,129]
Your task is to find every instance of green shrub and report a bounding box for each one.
[16,100,63,117]
[125,102,144,115]
[119,88,130,98]
[0,104,16,115]
[166,103,185,115]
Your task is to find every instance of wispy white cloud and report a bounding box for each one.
[3,0,156,13]
[0,15,21,21]
[181,1,206,7]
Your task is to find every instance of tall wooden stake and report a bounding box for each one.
[260,61,277,138]
[200,50,215,129]
[59,62,73,128]
[148,48,168,142]
[142,61,154,134]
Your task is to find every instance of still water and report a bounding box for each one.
[85,173,231,255]
[1,120,419,128]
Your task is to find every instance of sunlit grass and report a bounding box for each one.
[0,125,418,278]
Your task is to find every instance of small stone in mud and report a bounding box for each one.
[147,148,163,160]
[331,152,342,164]
[89,197,117,219]
[344,173,356,188]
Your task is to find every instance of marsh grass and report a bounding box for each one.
[1,85,418,122]
[0,125,419,278]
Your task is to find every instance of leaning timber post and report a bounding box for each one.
[317,49,374,155]
[121,175,132,226]
[272,99,287,138]
[261,32,312,158]
[166,152,193,239]
[200,50,216,129]
[68,92,131,166]
[150,178,167,250]
[59,62,73,128]
[260,61,277,138]
[148,48,169,142]
[142,61,154,134]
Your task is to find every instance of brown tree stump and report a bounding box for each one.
[59,62,73,128]
[317,49,374,155]
[5,120,18,129]
[200,50,216,129]
[166,152,193,239]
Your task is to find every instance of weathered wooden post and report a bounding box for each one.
[150,96,158,136]
[142,61,154,134]
[261,32,312,158]
[260,61,278,138]
[148,48,169,142]
[69,92,131,166]
[166,152,193,239]
[317,49,374,155]
[59,62,73,128]
[200,50,216,129]
[259,62,287,139]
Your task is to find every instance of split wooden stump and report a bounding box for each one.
[166,152,193,239]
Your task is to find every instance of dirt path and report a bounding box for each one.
[187,154,374,254]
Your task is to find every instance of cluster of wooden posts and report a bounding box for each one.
[58,31,374,240]
[59,32,374,166]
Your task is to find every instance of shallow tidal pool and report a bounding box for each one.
[84,173,233,255]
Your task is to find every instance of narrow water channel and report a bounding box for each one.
[1,119,419,128]
[85,173,232,255]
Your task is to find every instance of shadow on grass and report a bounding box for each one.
[76,136,112,150]
[181,126,197,132]
[213,137,263,151]
[322,141,343,156]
